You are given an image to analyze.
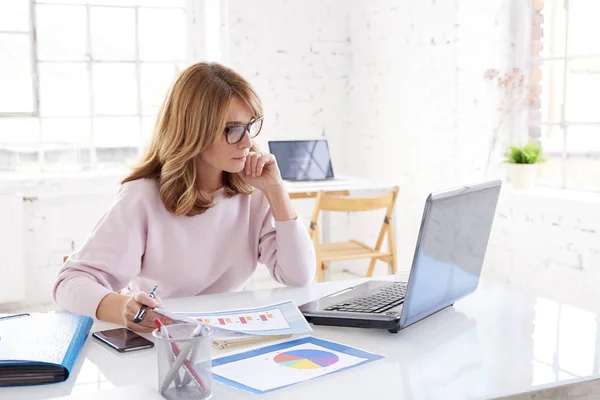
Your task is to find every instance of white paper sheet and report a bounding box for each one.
[192,308,289,331]
[212,342,367,392]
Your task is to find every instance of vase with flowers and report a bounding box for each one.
[483,67,536,178]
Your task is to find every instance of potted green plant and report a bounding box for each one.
[504,141,545,189]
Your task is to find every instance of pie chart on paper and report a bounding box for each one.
[273,349,339,369]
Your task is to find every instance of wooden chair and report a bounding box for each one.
[308,186,399,282]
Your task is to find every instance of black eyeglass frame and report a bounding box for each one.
[224,116,264,144]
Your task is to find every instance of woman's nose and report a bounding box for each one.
[239,129,253,148]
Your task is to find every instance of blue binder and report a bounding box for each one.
[0,312,93,387]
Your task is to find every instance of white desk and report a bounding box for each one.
[4,277,600,400]
[284,177,397,200]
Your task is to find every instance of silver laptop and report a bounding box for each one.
[268,139,343,182]
[299,180,502,333]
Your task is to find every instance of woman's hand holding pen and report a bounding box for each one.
[123,291,173,333]
[96,291,174,334]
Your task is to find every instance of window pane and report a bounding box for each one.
[565,57,600,123]
[564,154,600,192]
[568,0,600,55]
[139,8,186,61]
[0,119,39,172]
[537,125,564,188]
[0,34,34,113]
[41,118,91,144]
[93,117,140,147]
[140,63,178,115]
[141,115,156,145]
[36,5,87,61]
[90,7,135,61]
[0,1,30,32]
[567,126,600,153]
[93,63,137,115]
[564,126,600,191]
[39,63,89,116]
[0,118,39,146]
[536,60,565,123]
[540,0,566,58]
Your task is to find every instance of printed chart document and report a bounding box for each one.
[211,336,385,394]
[155,301,312,339]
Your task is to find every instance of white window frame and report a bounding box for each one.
[529,0,600,189]
[0,0,40,118]
[0,0,218,172]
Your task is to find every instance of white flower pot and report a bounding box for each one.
[508,163,537,190]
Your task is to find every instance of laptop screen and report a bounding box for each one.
[401,181,501,328]
[268,140,334,181]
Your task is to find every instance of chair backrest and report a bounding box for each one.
[309,186,399,240]
[316,191,396,213]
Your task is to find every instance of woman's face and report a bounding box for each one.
[199,96,255,174]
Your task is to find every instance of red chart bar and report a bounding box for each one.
[218,318,225,325]
[260,314,268,321]
[240,317,247,324]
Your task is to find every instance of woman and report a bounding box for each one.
[53,62,316,333]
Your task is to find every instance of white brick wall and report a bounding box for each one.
[484,188,600,313]
[0,172,122,306]
[224,0,600,314]
[225,0,351,151]
[1,0,600,313]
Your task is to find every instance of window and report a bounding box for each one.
[530,0,600,191]
[0,0,192,173]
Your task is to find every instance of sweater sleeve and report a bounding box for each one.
[52,181,148,318]
[257,205,316,287]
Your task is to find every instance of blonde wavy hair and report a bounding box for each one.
[123,62,262,216]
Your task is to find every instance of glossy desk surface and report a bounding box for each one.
[4,276,600,400]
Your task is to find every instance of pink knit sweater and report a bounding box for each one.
[52,178,316,317]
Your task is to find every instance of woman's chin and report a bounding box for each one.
[224,162,245,174]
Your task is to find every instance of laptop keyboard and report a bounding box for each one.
[324,283,407,313]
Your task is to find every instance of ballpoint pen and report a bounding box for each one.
[133,285,158,323]
[154,319,208,394]
[0,313,30,321]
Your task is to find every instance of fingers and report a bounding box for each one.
[123,299,156,332]
[153,295,165,308]
[147,309,174,326]
[255,155,266,177]
[121,292,173,333]
[245,152,274,177]
[245,153,259,177]
[133,291,160,307]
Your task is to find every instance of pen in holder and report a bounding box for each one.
[152,323,213,400]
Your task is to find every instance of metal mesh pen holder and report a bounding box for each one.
[153,323,213,400]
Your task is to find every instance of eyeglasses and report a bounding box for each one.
[224,116,264,144]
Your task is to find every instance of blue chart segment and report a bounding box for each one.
[273,349,339,369]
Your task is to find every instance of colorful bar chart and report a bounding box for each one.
[193,309,290,331]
